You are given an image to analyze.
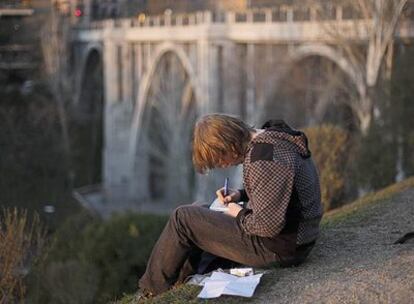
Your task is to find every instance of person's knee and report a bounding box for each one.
[172,204,192,216]
[171,205,194,225]
[170,205,201,238]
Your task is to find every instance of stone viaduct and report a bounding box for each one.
[70,4,414,216]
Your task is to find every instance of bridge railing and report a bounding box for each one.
[76,2,414,30]
[126,5,362,29]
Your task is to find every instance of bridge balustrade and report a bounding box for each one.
[89,21,103,29]
[76,2,414,31]
[272,8,287,22]
[293,7,311,22]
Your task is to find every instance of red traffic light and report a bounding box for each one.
[74,8,82,17]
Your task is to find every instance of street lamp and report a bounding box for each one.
[43,204,56,232]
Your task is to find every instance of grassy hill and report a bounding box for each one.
[116,177,414,304]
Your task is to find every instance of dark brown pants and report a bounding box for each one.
[138,204,281,295]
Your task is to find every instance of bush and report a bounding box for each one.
[303,125,352,211]
[0,208,45,303]
[406,130,414,176]
[42,260,99,304]
[353,122,397,191]
[27,211,168,304]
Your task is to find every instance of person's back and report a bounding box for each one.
[240,120,323,265]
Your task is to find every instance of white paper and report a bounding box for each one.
[197,271,263,298]
[230,267,254,277]
[209,198,229,212]
[209,199,244,212]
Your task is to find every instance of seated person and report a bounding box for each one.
[138,114,323,297]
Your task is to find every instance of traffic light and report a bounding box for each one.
[75,8,83,17]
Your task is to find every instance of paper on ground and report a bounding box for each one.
[197,271,263,298]
[230,267,254,276]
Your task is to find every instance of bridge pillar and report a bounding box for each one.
[197,39,219,114]
[102,30,118,105]
[102,28,135,206]
[246,44,256,124]
[222,41,244,116]
[122,42,133,105]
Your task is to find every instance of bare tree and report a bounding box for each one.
[314,0,408,132]
[310,0,411,186]
[40,2,73,181]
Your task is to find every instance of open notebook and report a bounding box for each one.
[209,198,244,212]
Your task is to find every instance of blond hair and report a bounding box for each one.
[192,114,253,173]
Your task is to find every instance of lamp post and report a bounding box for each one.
[43,204,56,233]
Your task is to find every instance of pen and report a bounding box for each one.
[224,177,229,197]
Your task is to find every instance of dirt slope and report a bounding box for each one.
[252,187,414,304]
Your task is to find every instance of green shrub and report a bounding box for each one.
[42,260,99,304]
[406,130,414,176]
[353,122,397,190]
[303,125,352,211]
[27,211,168,304]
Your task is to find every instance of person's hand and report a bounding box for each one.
[226,202,243,218]
[215,187,241,204]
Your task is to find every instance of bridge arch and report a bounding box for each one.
[256,43,365,130]
[129,42,200,162]
[73,45,104,186]
[76,43,103,105]
[128,43,200,202]
[258,43,364,130]
[288,44,365,99]
[289,44,365,129]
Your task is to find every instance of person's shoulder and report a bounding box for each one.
[249,131,287,161]
[249,135,296,169]
[250,142,274,163]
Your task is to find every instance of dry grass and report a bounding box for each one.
[0,208,45,303]
[322,176,414,227]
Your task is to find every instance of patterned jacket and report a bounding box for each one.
[236,120,323,258]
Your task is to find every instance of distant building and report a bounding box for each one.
[0,0,51,84]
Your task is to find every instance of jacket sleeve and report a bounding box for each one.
[236,160,294,238]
